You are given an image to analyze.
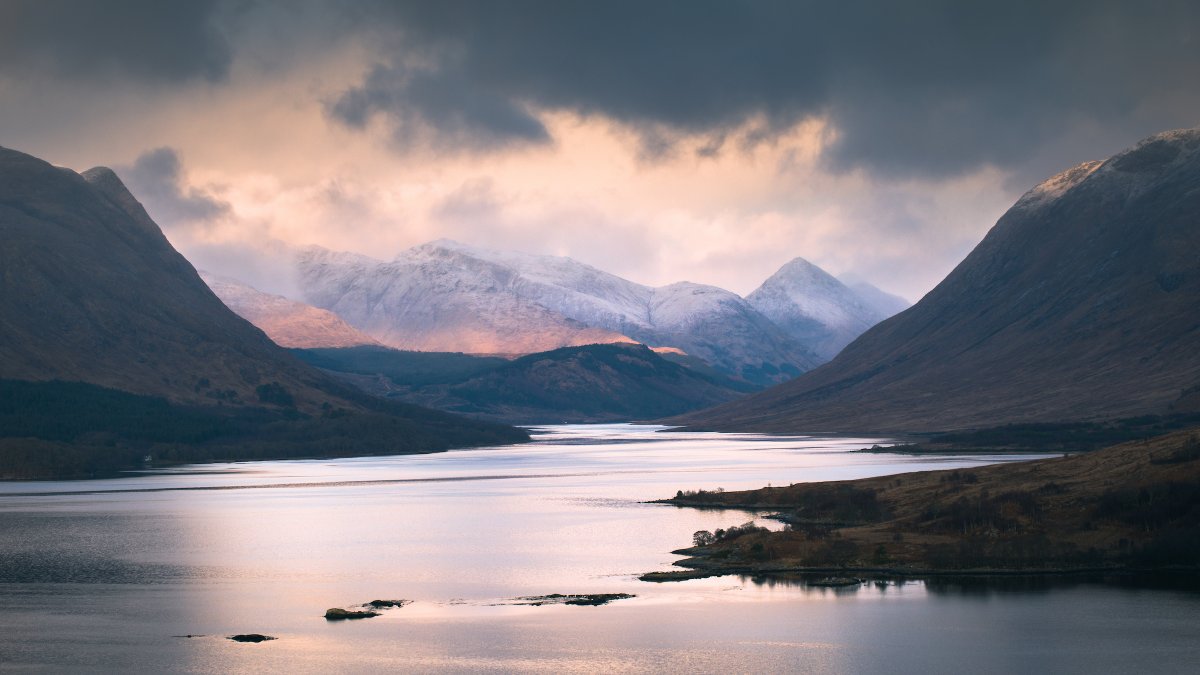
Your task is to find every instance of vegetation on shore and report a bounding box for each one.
[650,429,1200,578]
[0,379,528,480]
[873,413,1200,455]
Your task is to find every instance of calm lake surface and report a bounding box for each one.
[1,424,1197,673]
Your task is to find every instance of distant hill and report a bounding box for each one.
[201,272,379,349]
[296,342,749,424]
[674,128,1200,433]
[0,146,524,478]
[292,346,509,387]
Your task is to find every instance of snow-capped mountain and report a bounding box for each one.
[747,258,900,361]
[295,240,819,385]
[201,272,380,349]
[296,244,630,355]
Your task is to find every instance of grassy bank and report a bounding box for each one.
[649,429,1200,579]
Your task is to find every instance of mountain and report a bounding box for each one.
[296,240,819,386]
[746,258,895,360]
[200,272,379,349]
[0,152,324,409]
[674,128,1200,433]
[839,275,912,318]
[0,146,524,477]
[296,244,629,355]
[299,343,749,424]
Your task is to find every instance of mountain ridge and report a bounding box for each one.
[295,240,824,385]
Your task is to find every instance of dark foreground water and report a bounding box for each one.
[0,425,1196,673]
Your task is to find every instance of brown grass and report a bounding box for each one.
[662,429,1200,573]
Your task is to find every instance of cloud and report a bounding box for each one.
[7,1,1198,305]
[328,59,551,152]
[0,0,231,82]
[326,0,1200,180]
[7,1,1198,181]
[119,147,230,229]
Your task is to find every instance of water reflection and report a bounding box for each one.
[738,572,1200,597]
[0,424,1195,673]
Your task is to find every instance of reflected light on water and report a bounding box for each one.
[1,424,1196,673]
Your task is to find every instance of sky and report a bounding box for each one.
[2,1,1198,301]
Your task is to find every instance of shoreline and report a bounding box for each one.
[644,429,1200,579]
[640,554,1200,583]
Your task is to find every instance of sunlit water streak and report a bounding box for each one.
[0,424,1196,673]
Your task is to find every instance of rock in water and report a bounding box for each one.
[324,607,380,620]
[228,634,276,643]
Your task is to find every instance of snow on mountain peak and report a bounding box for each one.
[747,257,895,361]
[294,239,820,384]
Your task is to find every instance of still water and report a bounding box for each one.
[0,424,1196,673]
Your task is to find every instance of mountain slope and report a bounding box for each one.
[0,151,329,409]
[201,272,379,349]
[297,240,819,385]
[674,128,1200,433]
[0,146,525,477]
[318,342,749,424]
[297,244,629,355]
[840,276,912,319]
[747,258,893,360]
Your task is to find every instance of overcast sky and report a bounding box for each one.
[3,0,1198,300]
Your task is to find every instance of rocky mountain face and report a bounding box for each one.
[673,128,1200,433]
[296,240,821,386]
[201,272,379,349]
[747,258,898,360]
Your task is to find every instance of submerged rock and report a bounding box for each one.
[324,607,380,620]
[639,570,716,582]
[511,593,635,606]
[324,599,412,619]
[228,634,276,643]
[367,599,412,609]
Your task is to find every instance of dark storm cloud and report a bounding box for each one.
[6,1,1197,180]
[328,0,1200,176]
[120,148,230,228]
[328,60,550,151]
[0,0,230,82]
